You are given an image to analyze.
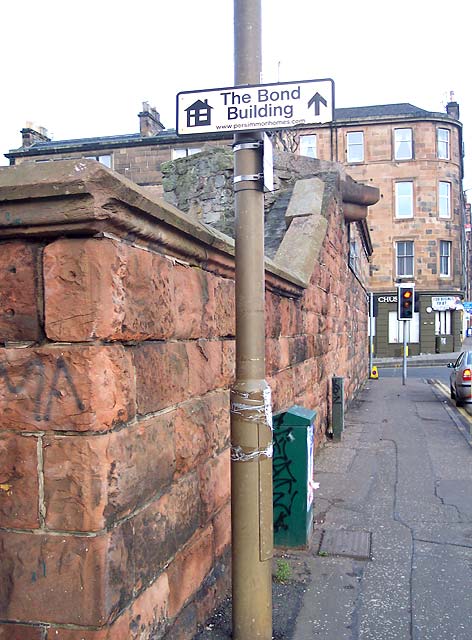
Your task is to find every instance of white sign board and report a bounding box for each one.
[431,296,463,311]
[177,78,334,135]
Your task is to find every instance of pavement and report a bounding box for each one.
[195,371,472,640]
[373,336,472,369]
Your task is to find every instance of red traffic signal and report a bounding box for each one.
[398,285,414,320]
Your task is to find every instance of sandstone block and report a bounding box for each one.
[132,474,202,590]
[43,412,175,531]
[128,572,170,639]
[0,345,135,432]
[47,614,131,640]
[213,276,235,338]
[186,340,225,397]
[213,502,231,558]
[44,238,175,342]
[0,241,41,342]
[133,342,189,415]
[0,433,39,528]
[199,449,230,520]
[168,526,214,618]
[0,529,130,626]
[173,266,207,339]
[0,624,45,639]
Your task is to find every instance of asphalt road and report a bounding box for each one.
[380,365,450,383]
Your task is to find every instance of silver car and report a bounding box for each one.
[448,351,472,405]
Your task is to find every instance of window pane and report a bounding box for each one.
[187,148,201,156]
[395,182,413,218]
[172,148,187,159]
[300,135,317,158]
[440,240,451,276]
[347,132,364,162]
[388,311,419,343]
[397,241,414,276]
[98,155,112,168]
[437,128,450,159]
[394,129,412,160]
[438,181,451,217]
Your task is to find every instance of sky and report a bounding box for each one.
[1,0,470,190]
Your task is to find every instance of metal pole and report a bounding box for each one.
[231,1,273,639]
[402,320,407,385]
[369,292,374,375]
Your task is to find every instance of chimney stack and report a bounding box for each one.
[21,122,50,147]
[138,102,165,137]
[446,91,460,120]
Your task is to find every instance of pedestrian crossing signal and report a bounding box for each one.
[398,284,414,321]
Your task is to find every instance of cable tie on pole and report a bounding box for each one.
[231,442,274,462]
[231,401,266,421]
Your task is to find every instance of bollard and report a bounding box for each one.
[332,376,344,442]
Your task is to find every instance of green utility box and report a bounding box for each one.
[273,405,316,548]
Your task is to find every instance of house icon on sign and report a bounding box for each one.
[185,99,213,128]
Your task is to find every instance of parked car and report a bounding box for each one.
[447,351,472,405]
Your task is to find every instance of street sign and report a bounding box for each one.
[176,78,334,135]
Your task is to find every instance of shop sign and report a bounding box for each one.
[377,295,397,303]
[431,296,463,311]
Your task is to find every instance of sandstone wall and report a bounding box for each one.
[0,159,372,638]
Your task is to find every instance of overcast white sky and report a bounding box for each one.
[1,0,470,190]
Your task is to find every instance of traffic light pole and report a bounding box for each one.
[402,320,407,385]
[231,1,273,639]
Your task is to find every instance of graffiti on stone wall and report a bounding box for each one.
[0,356,85,422]
[273,426,298,533]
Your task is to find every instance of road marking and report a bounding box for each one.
[431,379,472,445]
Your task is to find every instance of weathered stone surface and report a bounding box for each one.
[199,449,231,520]
[132,474,202,590]
[0,345,136,432]
[173,265,207,339]
[128,572,170,639]
[213,502,231,558]
[168,526,214,618]
[133,341,230,416]
[0,624,44,639]
[285,177,325,221]
[173,391,229,478]
[0,433,39,528]
[275,212,328,287]
[0,529,130,626]
[44,238,175,342]
[0,241,41,342]
[47,615,131,640]
[43,413,175,531]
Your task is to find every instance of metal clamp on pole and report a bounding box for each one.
[234,173,263,184]
[233,141,262,152]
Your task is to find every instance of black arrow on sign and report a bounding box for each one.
[308,92,328,116]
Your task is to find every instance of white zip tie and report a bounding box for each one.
[231,442,274,462]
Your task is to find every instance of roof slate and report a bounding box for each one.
[6,103,450,157]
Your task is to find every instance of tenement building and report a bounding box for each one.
[5,98,466,356]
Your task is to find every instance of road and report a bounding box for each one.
[379,365,449,383]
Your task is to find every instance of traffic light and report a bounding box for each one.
[398,284,415,320]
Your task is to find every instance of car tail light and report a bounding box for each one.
[463,368,472,381]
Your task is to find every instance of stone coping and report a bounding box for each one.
[0,159,305,296]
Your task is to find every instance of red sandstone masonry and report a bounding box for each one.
[43,412,176,531]
[0,528,131,626]
[44,238,235,344]
[0,432,39,528]
[44,238,175,342]
[0,159,372,639]
[0,345,136,432]
[0,240,41,342]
